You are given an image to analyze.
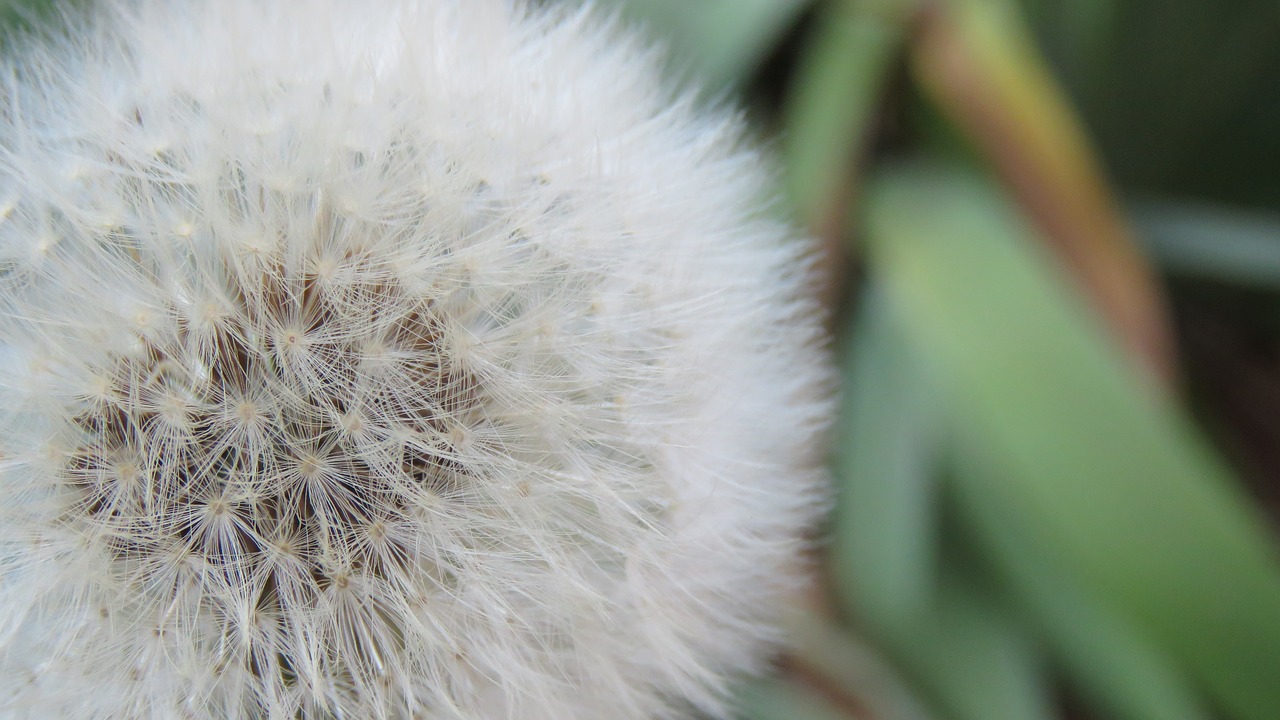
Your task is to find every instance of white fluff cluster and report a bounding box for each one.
[0,1,831,718]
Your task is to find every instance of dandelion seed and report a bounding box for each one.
[0,1,832,718]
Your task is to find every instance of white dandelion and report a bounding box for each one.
[0,1,832,718]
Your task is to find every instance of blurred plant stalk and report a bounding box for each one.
[786,0,911,311]
[911,0,1175,383]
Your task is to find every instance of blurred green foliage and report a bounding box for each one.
[0,0,83,35]
[1025,0,1280,208]
[609,0,1280,719]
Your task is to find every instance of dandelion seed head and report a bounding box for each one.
[0,1,831,718]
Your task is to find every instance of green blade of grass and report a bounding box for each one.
[784,0,909,227]
[790,616,940,720]
[0,0,86,37]
[833,284,1057,720]
[905,567,1059,720]
[954,447,1212,720]
[833,284,941,631]
[1132,200,1280,290]
[862,161,1280,720]
[606,0,812,89]
[912,0,1173,379]
[734,678,850,720]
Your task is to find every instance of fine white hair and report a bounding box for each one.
[0,1,832,717]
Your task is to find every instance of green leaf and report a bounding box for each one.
[833,284,1057,720]
[913,0,1174,380]
[784,0,907,224]
[734,678,849,720]
[955,446,1212,720]
[905,567,1059,720]
[790,616,940,720]
[0,0,86,33]
[862,161,1280,720]
[833,283,941,632]
[604,0,812,89]
[1132,200,1280,290]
